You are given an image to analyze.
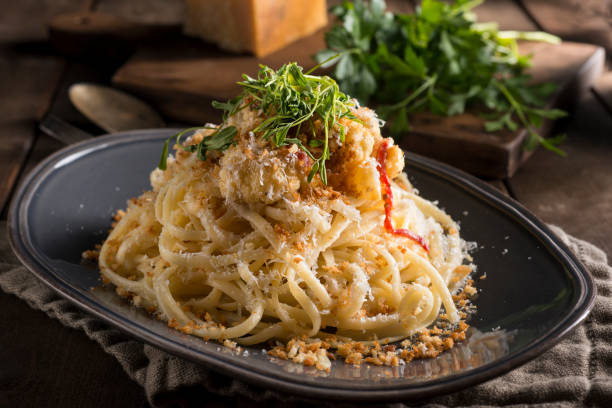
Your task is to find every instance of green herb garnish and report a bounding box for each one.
[316,0,568,154]
[158,63,359,184]
[215,62,358,184]
[158,125,238,170]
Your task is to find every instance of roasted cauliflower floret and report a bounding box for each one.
[226,104,264,136]
[328,107,404,200]
[218,135,302,204]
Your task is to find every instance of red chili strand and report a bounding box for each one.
[375,141,429,252]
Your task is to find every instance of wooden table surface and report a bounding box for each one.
[1,1,611,407]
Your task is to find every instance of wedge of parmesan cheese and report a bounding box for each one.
[183,0,328,57]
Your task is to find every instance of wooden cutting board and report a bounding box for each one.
[112,35,604,179]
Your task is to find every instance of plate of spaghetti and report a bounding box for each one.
[8,63,594,402]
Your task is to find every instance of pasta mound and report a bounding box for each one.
[98,105,474,354]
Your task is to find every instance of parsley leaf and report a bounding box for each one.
[158,125,237,170]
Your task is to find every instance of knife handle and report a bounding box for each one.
[39,114,94,145]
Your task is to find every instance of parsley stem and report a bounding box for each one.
[495,81,566,156]
[384,75,438,111]
[497,31,561,44]
[306,49,361,74]
[495,82,527,123]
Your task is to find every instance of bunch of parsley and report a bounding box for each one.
[316,0,567,154]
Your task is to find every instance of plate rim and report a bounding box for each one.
[7,129,596,402]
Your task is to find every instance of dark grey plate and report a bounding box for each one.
[8,129,595,402]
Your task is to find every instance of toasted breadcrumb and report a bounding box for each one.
[81,249,99,261]
[223,339,239,350]
[345,352,364,366]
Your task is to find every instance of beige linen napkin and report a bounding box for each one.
[1,222,610,407]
